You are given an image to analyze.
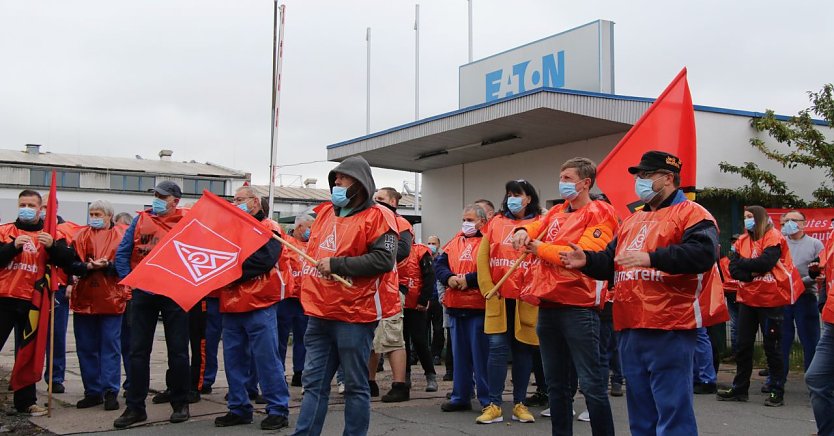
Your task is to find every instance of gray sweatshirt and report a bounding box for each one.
[786,234,824,294]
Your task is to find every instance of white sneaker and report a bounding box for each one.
[578,410,590,422]
[25,404,47,417]
[541,408,551,417]
[337,381,345,394]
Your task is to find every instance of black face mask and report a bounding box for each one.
[376,201,397,213]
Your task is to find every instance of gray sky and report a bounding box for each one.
[1,0,832,191]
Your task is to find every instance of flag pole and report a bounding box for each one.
[47,288,54,417]
[467,0,473,62]
[271,234,353,288]
[483,230,546,300]
[366,27,371,134]
[267,2,286,219]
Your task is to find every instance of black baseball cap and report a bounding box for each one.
[152,181,182,198]
[628,151,683,175]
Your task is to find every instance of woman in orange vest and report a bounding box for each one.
[718,205,801,406]
[475,179,542,424]
[805,228,834,435]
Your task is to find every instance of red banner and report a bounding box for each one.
[597,68,697,218]
[766,208,834,243]
[120,191,271,311]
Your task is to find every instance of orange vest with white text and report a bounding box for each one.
[613,201,729,330]
[484,214,540,299]
[0,224,67,301]
[719,256,740,293]
[284,234,307,299]
[220,218,285,313]
[401,244,431,309]
[527,201,617,307]
[442,233,485,310]
[72,225,127,314]
[129,209,186,269]
[300,202,400,323]
[820,232,834,324]
[734,229,802,307]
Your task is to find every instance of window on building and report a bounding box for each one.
[210,180,225,195]
[30,169,80,188]
[183,178,226,195]
[110,174,155,192]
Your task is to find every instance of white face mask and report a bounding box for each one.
[461,221,478,237]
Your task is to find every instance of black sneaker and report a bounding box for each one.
[77,395,104,409]
[261,414,289,430]
[523,391,549,407]
[200,385,213,395]
[716,388,748,402]
[291,372,303,387]
[433,356,442,366]
[152,390,171,404]
[694,383,717,395]
[758,368,769,377]
[215,412,253,427]
[170,404,190,423]
[369,380,380,397]
[764,392,784,407]
[188,390,201,404]
[381,382,410,403]
[610,383,624,397]
[104,391,120,411]
[442,373,453,382]
[441,400,472,412]
[113,408,147,428]
[51,383,65,394]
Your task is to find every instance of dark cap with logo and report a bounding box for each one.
[627,151,683,175]
[152,181,182,198]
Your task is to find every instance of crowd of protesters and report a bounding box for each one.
[1,151,834,436]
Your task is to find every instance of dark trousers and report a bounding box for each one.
[121,300,132,392]
[733,303,784,395]
[444,328,454,374]
[404,308,436,376]
[532,347,548,393]
[188,300,207,392]
[0,297,37,412]
[126,290,190,412]
[426,298,445,358]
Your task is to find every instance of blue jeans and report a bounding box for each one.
[806,323,834,436]
[487,300,533,405]
[449,313,490,408]
[538,307,614,436]
[693,327,717,384]
[781,292,820,378]
[599,303,623,385]
[726,293,739,354]
[74,314,122,397]
[277,298,309,374]
[203,298,221,388]
[223,306,289,418]
[293,317,376,436]
[620,329,697,436]
[44,286,68,385]
[126,290,190,412]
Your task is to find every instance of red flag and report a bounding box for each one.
[120,191,271,311]
[597,68,696,217]
[10,171,58,390]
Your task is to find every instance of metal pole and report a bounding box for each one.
[366,27,371,134]
[268,3,286,216]
[467,0,473,62]
[414,4,419,121]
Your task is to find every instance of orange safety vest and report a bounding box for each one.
[613,200,729,330]
[734,229,802,307]
[0,223,66,301]
[300,203,400,323]
[401,244,432,309]
[483,214,540,300]
[72,225,127,314]
[719,256,740,293]
[442,233,485,310]
[284,234,307,299]
[53,221,80,287]
[129,209,186,269]
[265,219,295,300]
[396,215,415,289]
[220,218,285,313]
[524,201,617,307]
[820,232,834,324]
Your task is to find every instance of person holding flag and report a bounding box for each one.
[113,181,191,428]
[0,189,76,416]
[293,156,400,436]
[559,151,728,435]
[806,226,834,436]
[213,186,290,430]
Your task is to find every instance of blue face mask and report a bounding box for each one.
[18,207,37,222]
[634,177,659,203]
[744,217,755,231]
[151,198,168,215]
[237,202,249,213]
[559,181,579,200]
[89,218,106,229]
[302,228,311,241]
[730,245,737,252]
[331,185,352,207]
[507,196,524,214]
[781,220,799,236]
[39,211,46,220]
[428,244,437,254]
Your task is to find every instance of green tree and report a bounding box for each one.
[700,84,834,208]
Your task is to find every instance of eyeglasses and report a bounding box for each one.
[633,170,671,180]
[233,197,255,203]
[782,218,805,223]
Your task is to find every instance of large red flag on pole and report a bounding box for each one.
[596,68,697,218]
[120,191,272,311]
[10,171,58,391]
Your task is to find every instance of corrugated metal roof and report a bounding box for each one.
[0,148,248,178]
[251,184,416,207]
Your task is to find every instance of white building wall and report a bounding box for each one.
[0,188,155,225]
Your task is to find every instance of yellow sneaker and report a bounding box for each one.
[512,403,535,423]
[475,403,503,424]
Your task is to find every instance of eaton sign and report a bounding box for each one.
[459,20,614,108]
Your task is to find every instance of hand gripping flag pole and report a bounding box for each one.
[271,234,352,288]
[483,230,546,300]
